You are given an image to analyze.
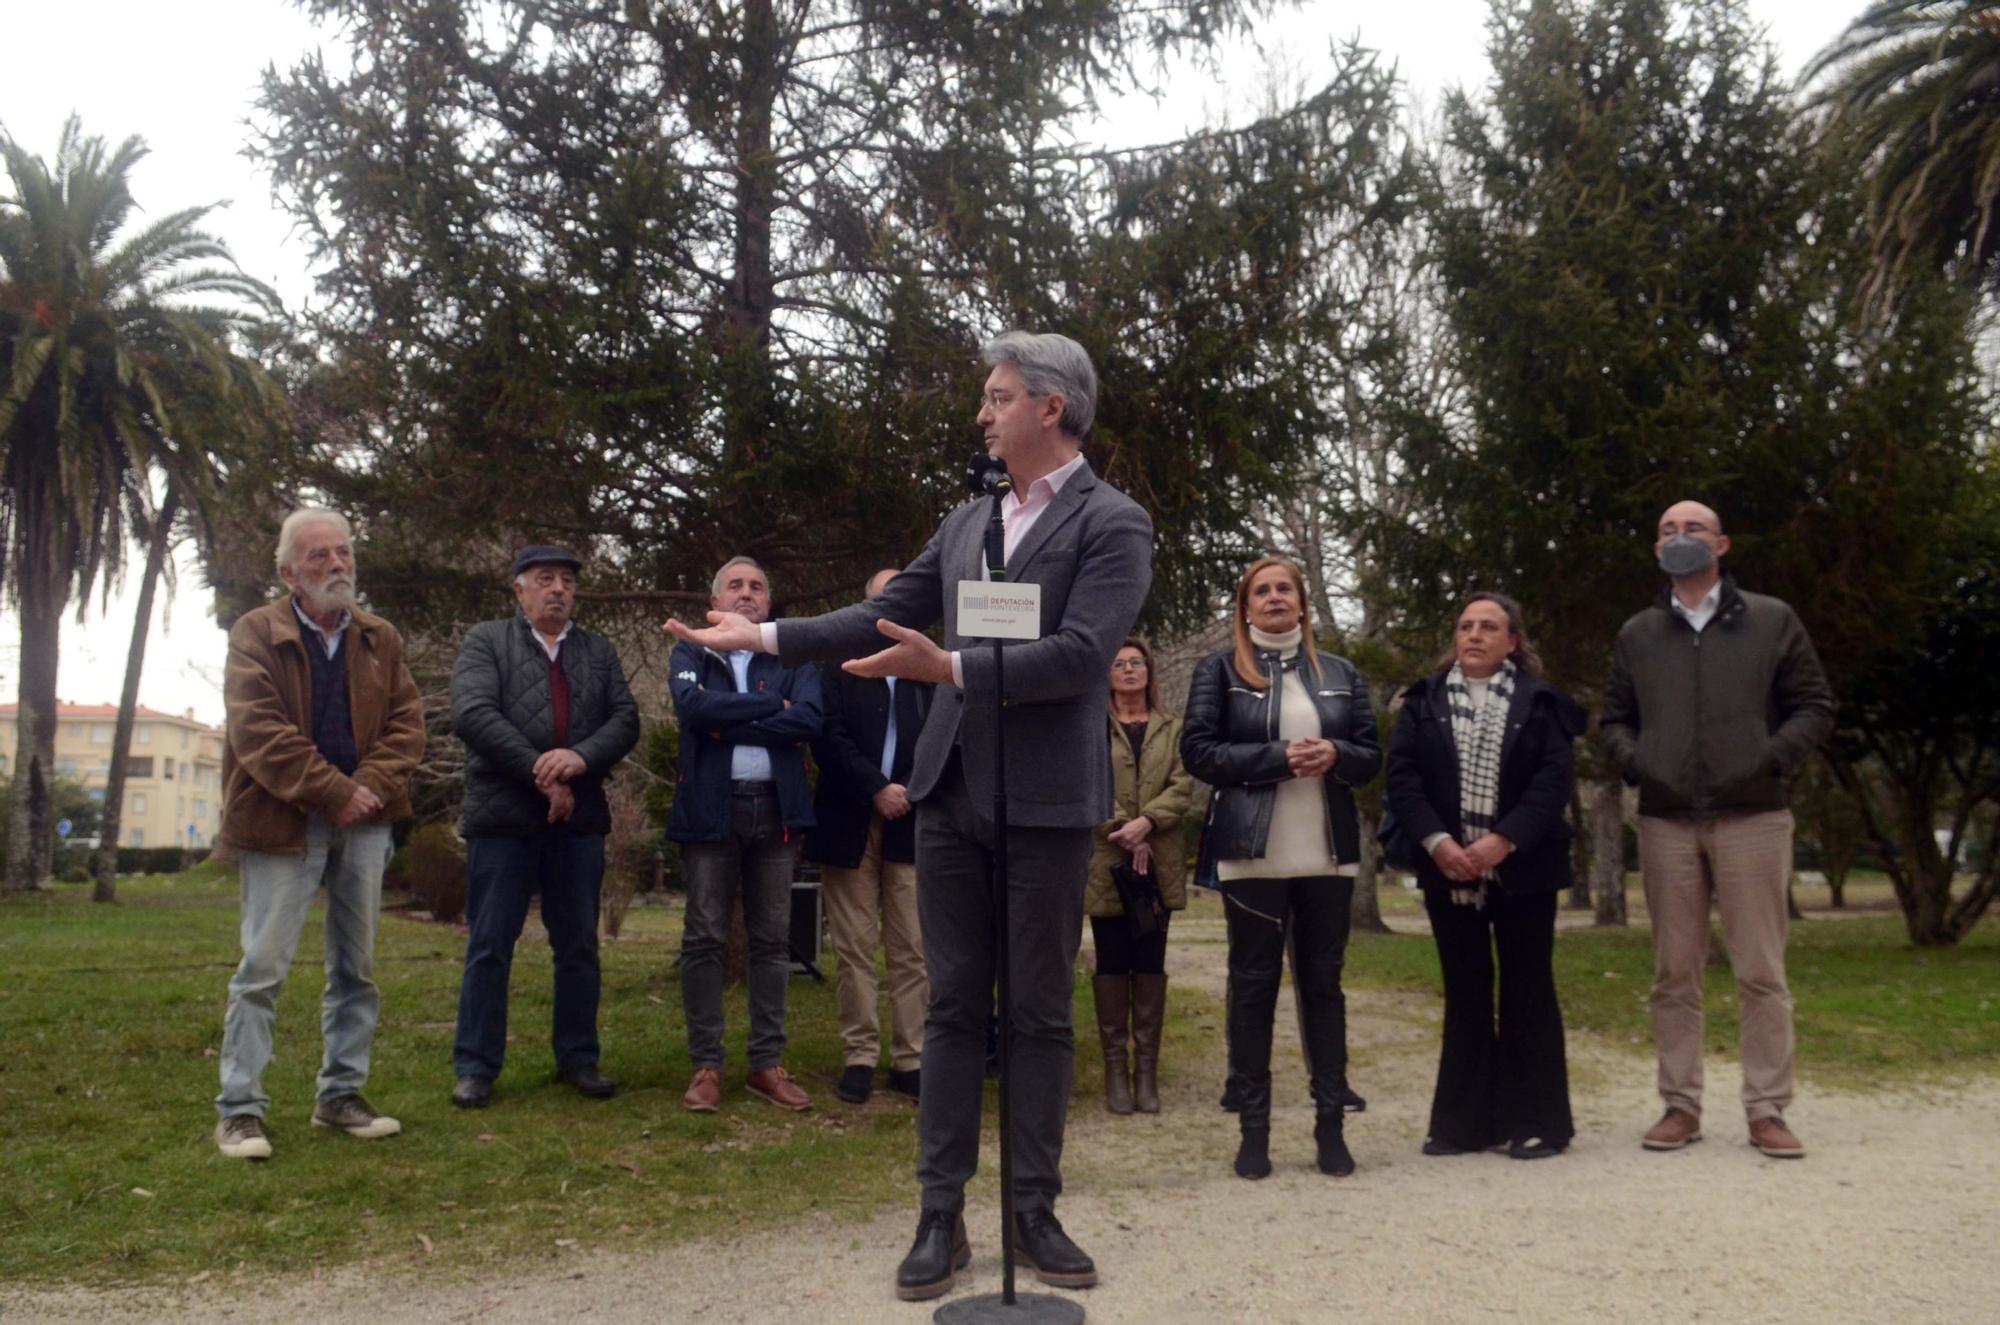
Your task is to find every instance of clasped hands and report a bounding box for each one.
[1285,737,1337,778]
[1430,832,1513,882]
[1108,815,1154,875]
[664,612,953,685]
[533,748,587,823]
[335,782,384,827]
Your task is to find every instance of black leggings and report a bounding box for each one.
[1223,874,1353,1123]
[1090,912,1171,976]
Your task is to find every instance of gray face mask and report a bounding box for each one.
[1657,533,1715,577]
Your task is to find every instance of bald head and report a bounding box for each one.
[1658,500,1723,538]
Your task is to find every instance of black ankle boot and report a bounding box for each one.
[1235,1125,1272,1179]
[1315,1114,1355,1177]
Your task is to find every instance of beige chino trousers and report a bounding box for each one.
[821,813,927,1071]
[1639,808,1797,1122]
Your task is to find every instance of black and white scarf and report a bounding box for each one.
[1446,658,1516,903]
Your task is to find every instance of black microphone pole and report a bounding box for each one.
[939,457,1083,1325]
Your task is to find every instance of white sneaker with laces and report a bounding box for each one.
[311,1093,402,1139]
[215,1114,273,1160]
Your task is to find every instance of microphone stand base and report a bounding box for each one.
[935,1291,1087,1325]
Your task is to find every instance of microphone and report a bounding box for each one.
[966,452,1012,498]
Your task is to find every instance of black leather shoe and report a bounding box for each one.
[451,1075,493,1109]
[1509,1136,1567,1160]
[836,1065,874,1104]
[886,1068,920,1101]
[1013,1209,1097,1288]
[559,1065,616,1099]
[895,1209,969,1301]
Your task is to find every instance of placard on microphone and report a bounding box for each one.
[956,581,1042,641]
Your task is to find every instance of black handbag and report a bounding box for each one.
[1110,861,1166,940]
[1377,805,1421,873]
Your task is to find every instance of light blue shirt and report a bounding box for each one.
[727,650,774,782]
[879,677,899,782]
[292,597,352,660]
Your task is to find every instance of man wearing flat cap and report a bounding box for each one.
[448,545,640,1107]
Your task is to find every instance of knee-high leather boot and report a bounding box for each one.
[1131,973,1166,1114]
[1093,974,1134,1115]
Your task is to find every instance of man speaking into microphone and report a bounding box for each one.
[668,331,1151,1300]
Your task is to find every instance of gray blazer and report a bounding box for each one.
[777,459,1153,829]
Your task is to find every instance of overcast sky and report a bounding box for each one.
[0,0,1863,726]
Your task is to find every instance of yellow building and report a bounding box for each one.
[0,703,226,850]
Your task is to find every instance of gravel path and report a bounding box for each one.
[10,893,1996,1323]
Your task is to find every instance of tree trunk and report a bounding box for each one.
[4,590,63,893]
[1351,804,1391,934]
[1586,777,1627,926]
[1824,859,1849,909]
[92,485,179,902]
[1566,778,1592,909]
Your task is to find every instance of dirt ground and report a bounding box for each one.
[8,893,1996,1324]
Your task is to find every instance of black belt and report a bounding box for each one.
[730,779,778,797]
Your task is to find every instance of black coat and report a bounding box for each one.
[1383,670,1585,895]
[451,616,641,839]
[1181,647,1381,885]
[803,671,933,869]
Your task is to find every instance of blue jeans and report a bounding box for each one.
[452,828,606,1080]
[216,816,392,1119]
[680,785,796,1071]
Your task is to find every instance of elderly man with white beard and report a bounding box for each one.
[212,509,426,1160]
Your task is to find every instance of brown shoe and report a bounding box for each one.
[746,1065,812,1111]
[1748,1116,1805,1158]
[1642,1108,1703,1151]
[682,1067,723,1113]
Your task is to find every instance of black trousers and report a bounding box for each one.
[914,758,1092,1216]
[1421,886,1573,1149]
[1089,912,1171,976]
[1223,875,1353,1125]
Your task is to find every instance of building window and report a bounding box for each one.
[137,726,152,745]
[131,793,147,816]
[124,756,154,780]
[195,799,207,818]
[55,759,79,778]
[128,828,144,846]
[180,728,189,749]
[162,757,175,779]
[90,725,112,745]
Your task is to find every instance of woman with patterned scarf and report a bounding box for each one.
[1385,592,1585,1160]
[1182,557,1381,1181]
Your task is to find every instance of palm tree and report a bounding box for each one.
[0,117,281,892]
[1805,3,2000,318]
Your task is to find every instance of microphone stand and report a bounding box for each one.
[938,479,1082,1325]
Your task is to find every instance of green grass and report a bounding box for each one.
[1345,877,2000,1089]
[0,866,929,1283]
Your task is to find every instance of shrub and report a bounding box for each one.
[404,822,467,924]
[115,846,200,875]
[602,774,660,939]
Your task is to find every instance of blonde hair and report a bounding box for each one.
[1230,556,1321,690]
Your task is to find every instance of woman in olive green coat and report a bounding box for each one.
[1087,638,1197,1114]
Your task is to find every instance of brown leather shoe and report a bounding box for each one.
[1642,1107,1703,1151]
[747,1065,812,1111]
[682,1067,723,1113]
[1748,1116,1805,1158]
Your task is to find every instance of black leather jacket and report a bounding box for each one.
[1180,646,1382,885]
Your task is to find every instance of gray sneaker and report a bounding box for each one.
[215,1114,273,1160]
[311,1093,402,1139]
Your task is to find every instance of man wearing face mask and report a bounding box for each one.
[1601,501,1833,1159]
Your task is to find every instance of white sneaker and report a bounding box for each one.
[311,1093,403,1139]
[215,1114,273,1160]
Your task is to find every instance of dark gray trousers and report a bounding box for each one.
[680,785,796,1071]
[916,758,1092,1216]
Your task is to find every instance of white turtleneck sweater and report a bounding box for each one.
[1217,625,1353,881]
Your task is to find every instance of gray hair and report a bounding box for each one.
[981,330,1097,439]
[274,508,352,573]
[711,555,767,597]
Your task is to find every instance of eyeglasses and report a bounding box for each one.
[981,389,1042,411]
[1110,659,1148,671]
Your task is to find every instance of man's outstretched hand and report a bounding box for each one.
[662,611,762,653]
[844,619,954,685]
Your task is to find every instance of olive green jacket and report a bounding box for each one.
[1087,710,1198,916]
